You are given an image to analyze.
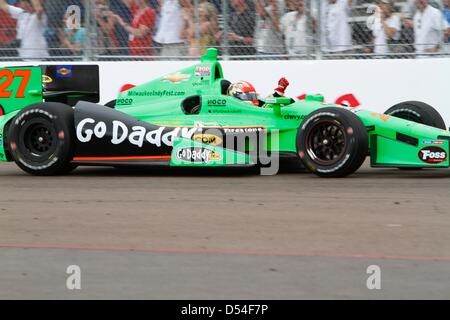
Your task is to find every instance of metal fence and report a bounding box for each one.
[0,0,448,61]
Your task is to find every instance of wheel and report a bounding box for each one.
[105,100,116,108]
[297,107,368,177]
[385,101,446,170]
[384,101,446,130]
[8,102,77,176]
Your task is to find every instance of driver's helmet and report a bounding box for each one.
[227,81,259,106]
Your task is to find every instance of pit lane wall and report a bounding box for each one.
[6,58,450,127]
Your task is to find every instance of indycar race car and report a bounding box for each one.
[0,48,449,177]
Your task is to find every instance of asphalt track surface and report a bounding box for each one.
[0,160,449,299]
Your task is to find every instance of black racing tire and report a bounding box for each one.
[105,100,116,108]
[8,102,77,176]
[384,101,446,130]
[385,101,446,171]
[297,107,368,178]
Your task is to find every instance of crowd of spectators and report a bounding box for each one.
[0,0,448,60]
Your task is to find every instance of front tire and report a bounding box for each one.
[297,107,368,177]
[385,101,446,130]
[8,103,77,176]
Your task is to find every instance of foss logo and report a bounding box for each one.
[192,133,222,146]
[419,146,447,164]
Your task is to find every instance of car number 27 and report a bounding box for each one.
[0,69,32,99]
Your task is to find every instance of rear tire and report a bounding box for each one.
[8,102,77,176]
[385,101,446,130]
[297,107,368,177]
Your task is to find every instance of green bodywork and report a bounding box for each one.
[1,48,449,169]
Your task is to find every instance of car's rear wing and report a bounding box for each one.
[41,65,99,106]
[0,65,99,117]
[0,66,43,116]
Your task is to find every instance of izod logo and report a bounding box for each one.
[192,133,222,146]
[418,146,447,164]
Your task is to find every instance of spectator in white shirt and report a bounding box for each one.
[255,0,285,56]
[369,0,401,55]
[414,0,449,54]
[0,0,48,60]
[280,0,315,56]
[320,0,353,53]
[154,0,186,56]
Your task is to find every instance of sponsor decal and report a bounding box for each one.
[422,140,445,145]
[116,98,133,105]
[283,114,306,121]
[207,99,227,107]
[176,147,221,164]
[223,127,264,134]
[418,146,448,164]
[194,66,211,77]
[163,73,190,83]
[192,79,209,87]
[208,109,242,114]
[42,75,53,84]
[127,90,185,97]
[192,133,222,146]
[56,65,72,78]
[76,119,199,148]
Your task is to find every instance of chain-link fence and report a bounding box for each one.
[0,0,449,61]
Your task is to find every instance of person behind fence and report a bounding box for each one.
[280,0,315,57]
[179,0,197,55]
[0,5,17,56]
[413,0,450,55]
[185,1,218,56]
[320,0,353,54]
[216,0,256,56]
[0,0,48,60]
[154,0,186,57]
[115,0,157,56]
[368,0,401,55]
[255,0,286,57]
[94,0,120,56]
[59,9,86,57]
[444,0,450,51]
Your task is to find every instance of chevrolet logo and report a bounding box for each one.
[163,73,190,83]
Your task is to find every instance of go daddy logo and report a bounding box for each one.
[76,119,199,148]
[192,133,222,146]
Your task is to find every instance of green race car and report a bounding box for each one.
[0,48,449,177]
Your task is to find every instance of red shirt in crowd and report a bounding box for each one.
[129,5,156,56]
[0,10,17,46]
